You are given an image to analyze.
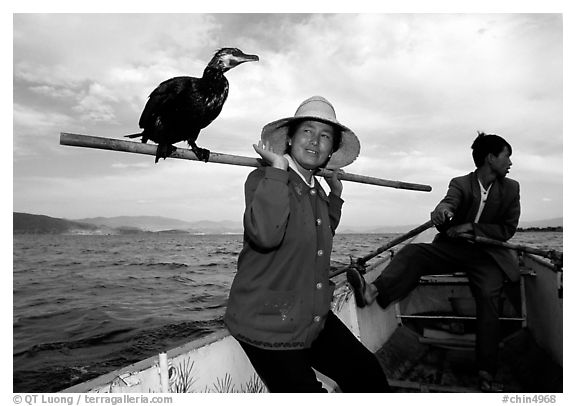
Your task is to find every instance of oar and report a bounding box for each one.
[460,234,563,299]
[59,133,432,192]
[329,220,435,278]
[459,233,563,265]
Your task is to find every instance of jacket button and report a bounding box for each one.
[313,316,321,322]
[310,189,317,196]
[316,218,322,226]
[317,250,323,256]
[316,282,323,290]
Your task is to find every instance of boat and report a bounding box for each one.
[56,133,562,393]
[61,227,563,393]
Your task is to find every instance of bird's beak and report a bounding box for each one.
[233,53,259,65]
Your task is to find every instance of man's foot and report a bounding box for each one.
[478,371,504,393]
[346,268,368,308]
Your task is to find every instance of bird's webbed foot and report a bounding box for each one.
[190,144,210,162]
[155,144,177,163]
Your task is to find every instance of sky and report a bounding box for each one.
[11,11,565,230]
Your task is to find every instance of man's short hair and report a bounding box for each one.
[471,132,512,168]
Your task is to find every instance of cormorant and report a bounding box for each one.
[126,48,259,163]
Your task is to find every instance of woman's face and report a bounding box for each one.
[289,120,335,171]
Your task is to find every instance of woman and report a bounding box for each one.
[224,96,390,392]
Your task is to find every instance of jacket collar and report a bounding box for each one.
[285,154,315,188]
[287,168,329,202]
[470,171,502,221]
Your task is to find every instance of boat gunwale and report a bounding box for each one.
[524,253,560,272]
[62,330,232,392]
[332,251,393,289]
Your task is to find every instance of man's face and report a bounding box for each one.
[490,147,512,178]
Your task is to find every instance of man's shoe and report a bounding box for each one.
[479,379,504,392]
[479,371,504,392]
[346,268,367,308]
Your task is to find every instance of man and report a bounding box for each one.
[347,132,520,392]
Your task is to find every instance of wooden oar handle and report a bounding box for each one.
[359,220,434,264]
[329,219,435,278]
[460,233,563,263]
[60,133,432,192]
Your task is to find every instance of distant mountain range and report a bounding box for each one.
[13,213,101,235]
[13,213,243,235]
[13,212,563,235]
[76,215,243,233]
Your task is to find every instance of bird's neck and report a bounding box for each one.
[203,66,226,81]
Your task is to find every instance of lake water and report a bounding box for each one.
[12,231,562,392]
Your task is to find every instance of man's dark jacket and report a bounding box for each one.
[435,171,521,281]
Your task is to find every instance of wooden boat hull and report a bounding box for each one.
[522,254,562,367]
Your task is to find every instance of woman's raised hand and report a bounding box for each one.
[253,140,288,170]
[325,168,343,197]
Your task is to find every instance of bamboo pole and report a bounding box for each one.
[59,133,432,192]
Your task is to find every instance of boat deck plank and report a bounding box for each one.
[375,325,561,393]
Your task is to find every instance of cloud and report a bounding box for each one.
[72,83,120,122]
[13,103,76,157]
[13,14,216,82]
[110,162,151,169]
[14,158,252,220]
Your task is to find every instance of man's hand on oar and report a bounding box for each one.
[445,223,473,238]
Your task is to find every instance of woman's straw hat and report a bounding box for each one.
[260,96,360,169]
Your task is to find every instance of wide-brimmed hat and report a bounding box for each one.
[260,96,360,169]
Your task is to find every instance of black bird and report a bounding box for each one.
[126,48,259,163]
